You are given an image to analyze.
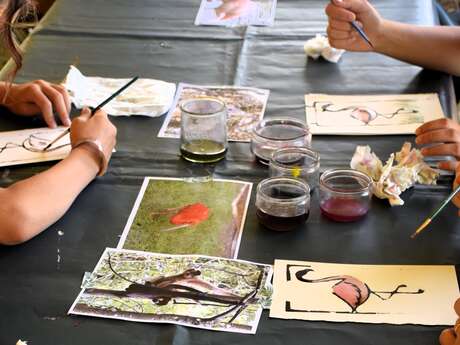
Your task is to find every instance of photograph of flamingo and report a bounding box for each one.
[194,0,277,27]
[270,260,459,325]
[305,93,444,135]
[117,177,252,258]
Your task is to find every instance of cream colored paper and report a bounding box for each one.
[305,93,445,135]
[0,127,70,167]
[270,260,458,325]
[64,66,176,117]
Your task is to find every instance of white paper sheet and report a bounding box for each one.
[64,66,176,117]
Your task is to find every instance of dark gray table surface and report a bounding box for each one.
[1,1,459,344]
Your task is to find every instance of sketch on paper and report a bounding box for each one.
[117,177,252,259]
[270,260,459,325]
[0,127,71,167]
[158,83,269,142]
[305,93,445,135]
[194,0,277,27]
[69,248,272,334]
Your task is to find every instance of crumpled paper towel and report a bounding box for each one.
[350,143,439,206]
[63,65,176,117]
[304,34,345,63]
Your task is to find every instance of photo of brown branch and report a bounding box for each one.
[69,249,272,334]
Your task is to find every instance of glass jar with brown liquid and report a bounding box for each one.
[255,177,310,231]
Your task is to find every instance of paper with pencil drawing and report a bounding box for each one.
[64,65,176,117]
[270,260,458,325]
[0,127,70,167]
[305,93,445,135]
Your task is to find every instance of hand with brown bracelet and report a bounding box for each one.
[70,108,117,176]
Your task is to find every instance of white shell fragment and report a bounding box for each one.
[304,34,345,63]
[350,143,439,206]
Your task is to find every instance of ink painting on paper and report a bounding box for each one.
[0,127,70,167]
[305,93,445,135]
[270,260,458,325]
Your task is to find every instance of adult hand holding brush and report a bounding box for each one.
[325,0,460,76]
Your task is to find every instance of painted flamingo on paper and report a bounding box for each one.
[307,101,419,126]
[287,265,424,313]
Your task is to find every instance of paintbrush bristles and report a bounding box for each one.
[410,218,432,239]
[42,128,70,151]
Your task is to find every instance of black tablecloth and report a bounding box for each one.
[1,1,459,344]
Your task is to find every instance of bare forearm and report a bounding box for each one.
[376,20,460,76]
[0,147,98,244]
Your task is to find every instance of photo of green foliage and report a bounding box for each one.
[69,249,272,334]
[118,178,252,258]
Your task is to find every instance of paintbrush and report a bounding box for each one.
[350,21,373,48]
[43,76,139,151]
[411,184,460,239]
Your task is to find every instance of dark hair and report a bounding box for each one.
[1,0,36,75]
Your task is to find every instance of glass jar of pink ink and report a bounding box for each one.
[319,169,373,222]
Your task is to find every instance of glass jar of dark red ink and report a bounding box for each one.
[256,177,311,231]
[319,169,373,222]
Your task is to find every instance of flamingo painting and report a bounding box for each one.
[286,265,424,314]
[311,101,418,126]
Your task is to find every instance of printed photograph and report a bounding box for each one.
[69,249,272,334]
[158,83,269,142]
[194,0,277,27]
[117,177,252,258]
